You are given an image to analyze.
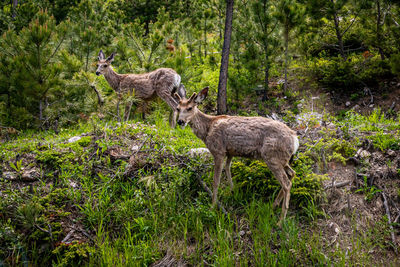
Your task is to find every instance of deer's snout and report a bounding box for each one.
[177,120,185,126]
[95,71,101,76]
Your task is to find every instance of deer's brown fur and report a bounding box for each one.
[96,50,181,126]
[176,87,299,226]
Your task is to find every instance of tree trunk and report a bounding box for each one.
[376,0,385,60]
[333,14,346,60]
[283,23,289,92]
[331,0,346,60]
[204,18,207,58]
[264,50,269,101]
[12,0,18,19]
[217,0,234,115]
[7,92,11,120]
[39,99,43,125]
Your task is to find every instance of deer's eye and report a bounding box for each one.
[187,107,193,111]
[103,64,108,68]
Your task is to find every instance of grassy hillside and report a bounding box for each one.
[1,108,399,266]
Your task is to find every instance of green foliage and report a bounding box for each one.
[369,132,400,151]
[312,54,394,93]
[356,175,382,201]
[390,53,400,77]
[53,241,96,267]
[232,159,325,208]
[313,56,359,91]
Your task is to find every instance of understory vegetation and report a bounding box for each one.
[1,108,399,265]
[1,0,400,266]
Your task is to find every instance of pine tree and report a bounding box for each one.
[304,0,363,60]
[0,10,68,128]
[250,0,279,100]
[276,0,303,92]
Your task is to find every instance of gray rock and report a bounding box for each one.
[3,172,17,180]
[68,136,81,143]
[387,149,396,157]
[359,150,371,158]
[21,168,40,181]
[188,148,211,159]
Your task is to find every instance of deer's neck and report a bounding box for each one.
[104,68,122,92]
[189,109,215,141]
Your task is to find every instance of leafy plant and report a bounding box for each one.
[356,175,382,201]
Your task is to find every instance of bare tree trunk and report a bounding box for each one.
[264,49,269,101]
[217,0,234,115]
[283,24,289,92]
[330,0,346,60]
[12,0,18,19]
[333,13,346,60]
[204,18,207,58]
[7,92,11,120]
[39,99,43,125]
[376,0,385,60]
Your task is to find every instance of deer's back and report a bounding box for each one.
[206,116,296,159]
[120,68,179,99]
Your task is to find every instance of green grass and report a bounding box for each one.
[1,110,399,266]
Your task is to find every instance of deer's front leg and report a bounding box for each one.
[212,156,224,206]
[116,93,122,122]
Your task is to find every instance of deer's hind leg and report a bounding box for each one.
[225,155,234,190]
[264,159,292,226]
[273,164,296,208]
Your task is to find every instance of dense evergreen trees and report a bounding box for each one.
[0,0,399,129]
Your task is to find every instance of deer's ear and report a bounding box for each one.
[188,92,197,103]
[177,84,187,99]
[98,50,105,60]
[106,52,115,62]
[194,86,209,104]
[173,92,181,102]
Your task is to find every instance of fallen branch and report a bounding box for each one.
[324,180,352,190]
[381,192,397,253]
[69,225,96,246]
[35,222,54,249]
[61,229,75,243]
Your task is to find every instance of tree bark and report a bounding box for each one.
[12,0,18,19]
[376,0,385,60]
[204,17,207,58]
[283,23,289,92]
[264,48,269,101]
[39,99,43,125]
[331,0,346,60]
[217,0,234,115]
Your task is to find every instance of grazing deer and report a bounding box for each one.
[175,87,299,225]
[96,50,183,126]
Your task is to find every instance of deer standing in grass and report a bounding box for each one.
[175,87,299,225]
[96,50,183,126]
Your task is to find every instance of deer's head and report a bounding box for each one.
[174,86,209,129]
[96,50,115,76]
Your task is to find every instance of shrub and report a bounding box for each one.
[312,55,393,93]
[390,53,400,77]
[232,159,324,208]
[312,56,359,92]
